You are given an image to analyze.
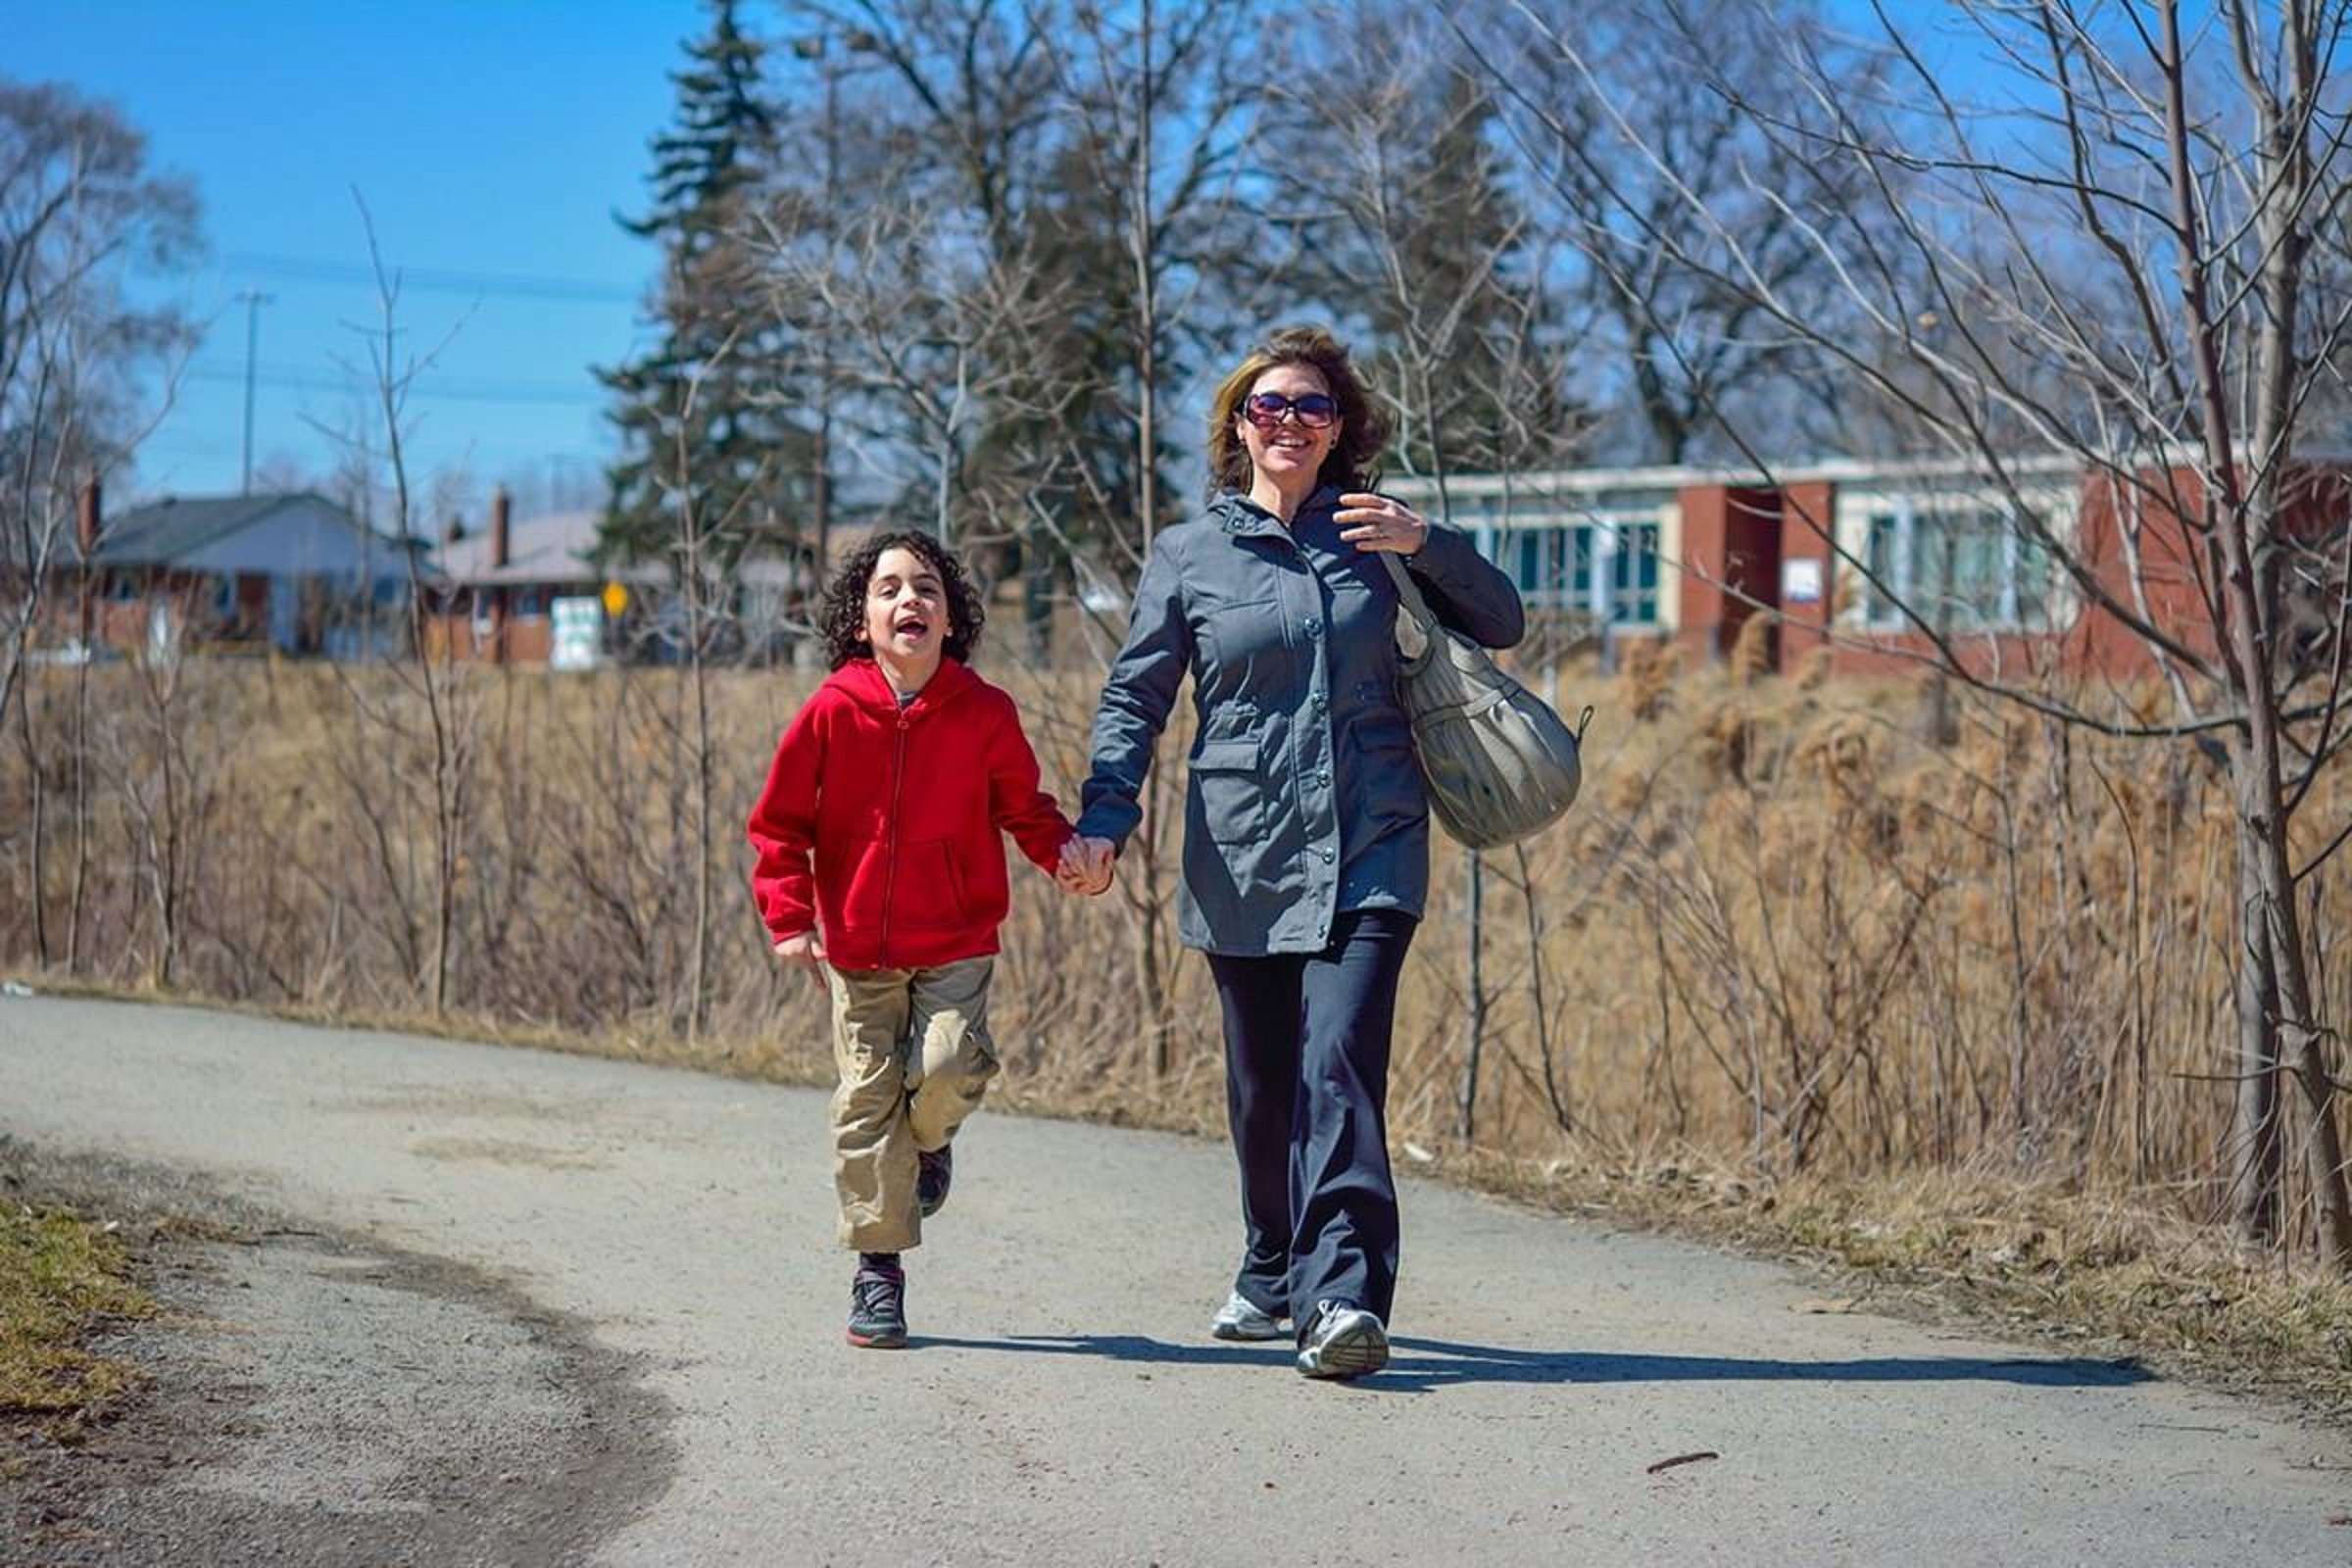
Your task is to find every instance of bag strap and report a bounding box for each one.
[1380,551,1435,661]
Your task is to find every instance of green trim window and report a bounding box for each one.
[1864,503,2053,631]
[1486,514,1659,626]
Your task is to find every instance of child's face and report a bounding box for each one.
[859,546,951,667]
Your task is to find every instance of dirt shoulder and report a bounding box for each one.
[0,1149,674,1568]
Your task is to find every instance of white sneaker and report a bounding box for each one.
[1209,1291,1287,1342]
[1295,1301,1389,1380]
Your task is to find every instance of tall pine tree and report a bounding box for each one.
[598,0,809,584]
[1266,13,1583,483]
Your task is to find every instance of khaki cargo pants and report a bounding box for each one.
[825,956,1000,1252]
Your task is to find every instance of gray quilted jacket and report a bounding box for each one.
[1076,485,1525,956]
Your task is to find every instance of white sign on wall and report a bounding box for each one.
[550,596,606,670]
[1782,558,1825,606]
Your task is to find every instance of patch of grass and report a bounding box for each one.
[0,1201,152,1436]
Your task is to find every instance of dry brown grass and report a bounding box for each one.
[8,651,2352,1322]
[1465,1151,2352,1416]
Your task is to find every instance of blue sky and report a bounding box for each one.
[13,0,712,515]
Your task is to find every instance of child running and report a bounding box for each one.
[748,530,1093,1348]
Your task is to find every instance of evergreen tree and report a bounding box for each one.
[1267,16,1583,483]
[597,0,810,581]
[1365,67,1581,479]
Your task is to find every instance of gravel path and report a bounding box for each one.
[2,995,2346,1565]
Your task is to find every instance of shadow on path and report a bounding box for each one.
[913,1333,2150,1396]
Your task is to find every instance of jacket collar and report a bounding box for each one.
[1214,483,1342,537]
[826,655,979,715]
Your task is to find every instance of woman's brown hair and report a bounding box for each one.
[1204,324,1391,498]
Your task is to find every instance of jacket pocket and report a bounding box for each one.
[1189,739,1269,845]
[1352,715,1427,827]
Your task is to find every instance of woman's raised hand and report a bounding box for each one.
[1337,492,1428,556]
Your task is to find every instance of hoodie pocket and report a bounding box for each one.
[894,838,970,932]
[822,837,891,946]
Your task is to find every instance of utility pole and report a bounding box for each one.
[814,39,837,622]
[792,27,876,652]
[234,290,274,495]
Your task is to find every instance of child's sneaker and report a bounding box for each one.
[846,1260,907,1348]
[917,1145,954,1217]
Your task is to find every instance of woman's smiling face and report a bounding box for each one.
[1237,362,1339,489]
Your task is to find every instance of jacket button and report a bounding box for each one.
[1303,617,1322,637]
[1321,847,1335,864]
[1317,769,1330,786]
[1313,695,1328,711]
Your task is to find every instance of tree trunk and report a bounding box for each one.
[67,607,91,974]
[1137,748,1173,1076]
[14,675,48,965]
[688,624,714,1045]
[1133,0,1159,563]
[2159,0,2347,1266]
[1456,849,1487,1141]
[2235,757,2352,1267]
[2230,844,2284,1246]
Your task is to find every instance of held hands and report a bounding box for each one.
[1336,492,1428,556]
[771,930,826,982]
[1054,834,1116,897]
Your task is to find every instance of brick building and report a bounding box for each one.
[422,488,814,668]
[27,479,419,661]
[1391,453,2351,679]
[423,489,640,667]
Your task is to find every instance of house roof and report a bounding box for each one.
[434,509,637,587]
[433,508,813,590]
[92,492,393,565]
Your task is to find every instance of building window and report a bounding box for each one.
[1510,526,1584,609]
[1864,504,2053,631]
[515,587,546,618]
[1490,514,1658,626]
[1607,521,1662,625]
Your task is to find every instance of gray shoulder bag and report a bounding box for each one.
[1381,552,1588,851]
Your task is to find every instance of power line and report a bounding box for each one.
[220,250,643,305]
[185,363,606,407]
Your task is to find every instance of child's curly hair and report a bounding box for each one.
[821,529,986,670]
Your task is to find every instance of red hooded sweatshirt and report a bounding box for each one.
[747,658,1074,971]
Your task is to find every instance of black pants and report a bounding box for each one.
[1205,909,1417,1338]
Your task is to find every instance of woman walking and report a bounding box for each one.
[1066,325,1525,1379]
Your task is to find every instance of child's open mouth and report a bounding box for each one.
[893,614,930,640]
